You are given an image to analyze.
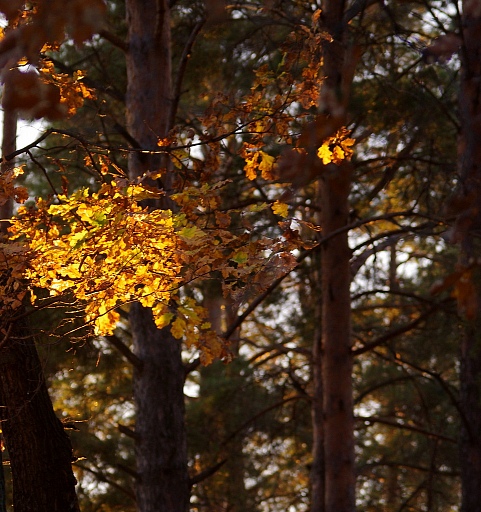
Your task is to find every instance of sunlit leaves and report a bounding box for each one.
[39,59,95,117]
[317,127,355,165]
[271,201,289,218]
[0,166,28,206]
[11,180,181,336]
[243,148,276,181]
[10,173,300,362]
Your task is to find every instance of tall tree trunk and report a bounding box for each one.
[0,82,16,512]
[319,1,355,511]
[310,190,325,512]
[310,304,325,512]
[0,447,5,512]
[125,1,189,511]
[0,95,80,512]
[457,3,481,511]
[0,323,80,512]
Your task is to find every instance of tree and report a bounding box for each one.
[1,1,475,511]
[454,1,481,510]
[0,72,80,512]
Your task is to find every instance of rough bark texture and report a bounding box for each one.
[0,324,80,512]
[319,1,356,511]
[129,305,189,512]
[310,209,325,512]
[457,4,481,511]
[320,160,354,512]
[310,314,325,512]
[125,1,189,511]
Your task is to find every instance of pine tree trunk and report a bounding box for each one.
[319,1,355,511]
[320,160,354,512]
[125,1,189,510]
[457,4,481,510]
[310,217,325,512]
[310,316,325,512]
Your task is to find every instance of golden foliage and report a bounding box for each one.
[9,173,300,362]
[317,127,355,165]
[11,181,181,336]
[39,59,95,116]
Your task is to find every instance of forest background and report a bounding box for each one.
[0,1,480,511]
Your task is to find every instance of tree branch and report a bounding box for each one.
[105,335,143,370]
[189,459,227,487]
[118,423,140,441]
[169,18,205,130]
[75,463,136,500]
[352,299,449,356]
[356,415,457,444]
[98,29,128,53]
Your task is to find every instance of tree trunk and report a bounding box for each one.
[310,196,325,512]
[0,97,80,512]
[310,310,325,512]
[0,428,6,512]
[457,4,481,510]
[0,86,16,512]
[320,158,354,512]
[0,324,80,512]
[319,1,355,511]
[125,1,190,511]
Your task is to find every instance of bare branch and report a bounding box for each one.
[356,415,457,444]
[352,299,450,356]
[105,335,143,370]
[118,423,140,441]
[98,29,128,53]
[169,19,205,130]
[75,463,136,500]
[189,459,227,487]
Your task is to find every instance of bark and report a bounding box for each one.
[457,4,481,511]
[0,432,5,512]
[129,305,189,512]
[320,158,355,512]
[0,325,80,512]
[0,99,79,512]
[318,1,356,511]
[125,1,189,511]
[310,308,325,512]
[310,190,325,512]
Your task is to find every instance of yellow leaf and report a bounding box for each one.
[317,143,333,164]
[259,151,275,180]
[271,200,289,218]
[244,152,258,181]
[155,312,174,329]
[171,316,186,339]
[94,309,120,336]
